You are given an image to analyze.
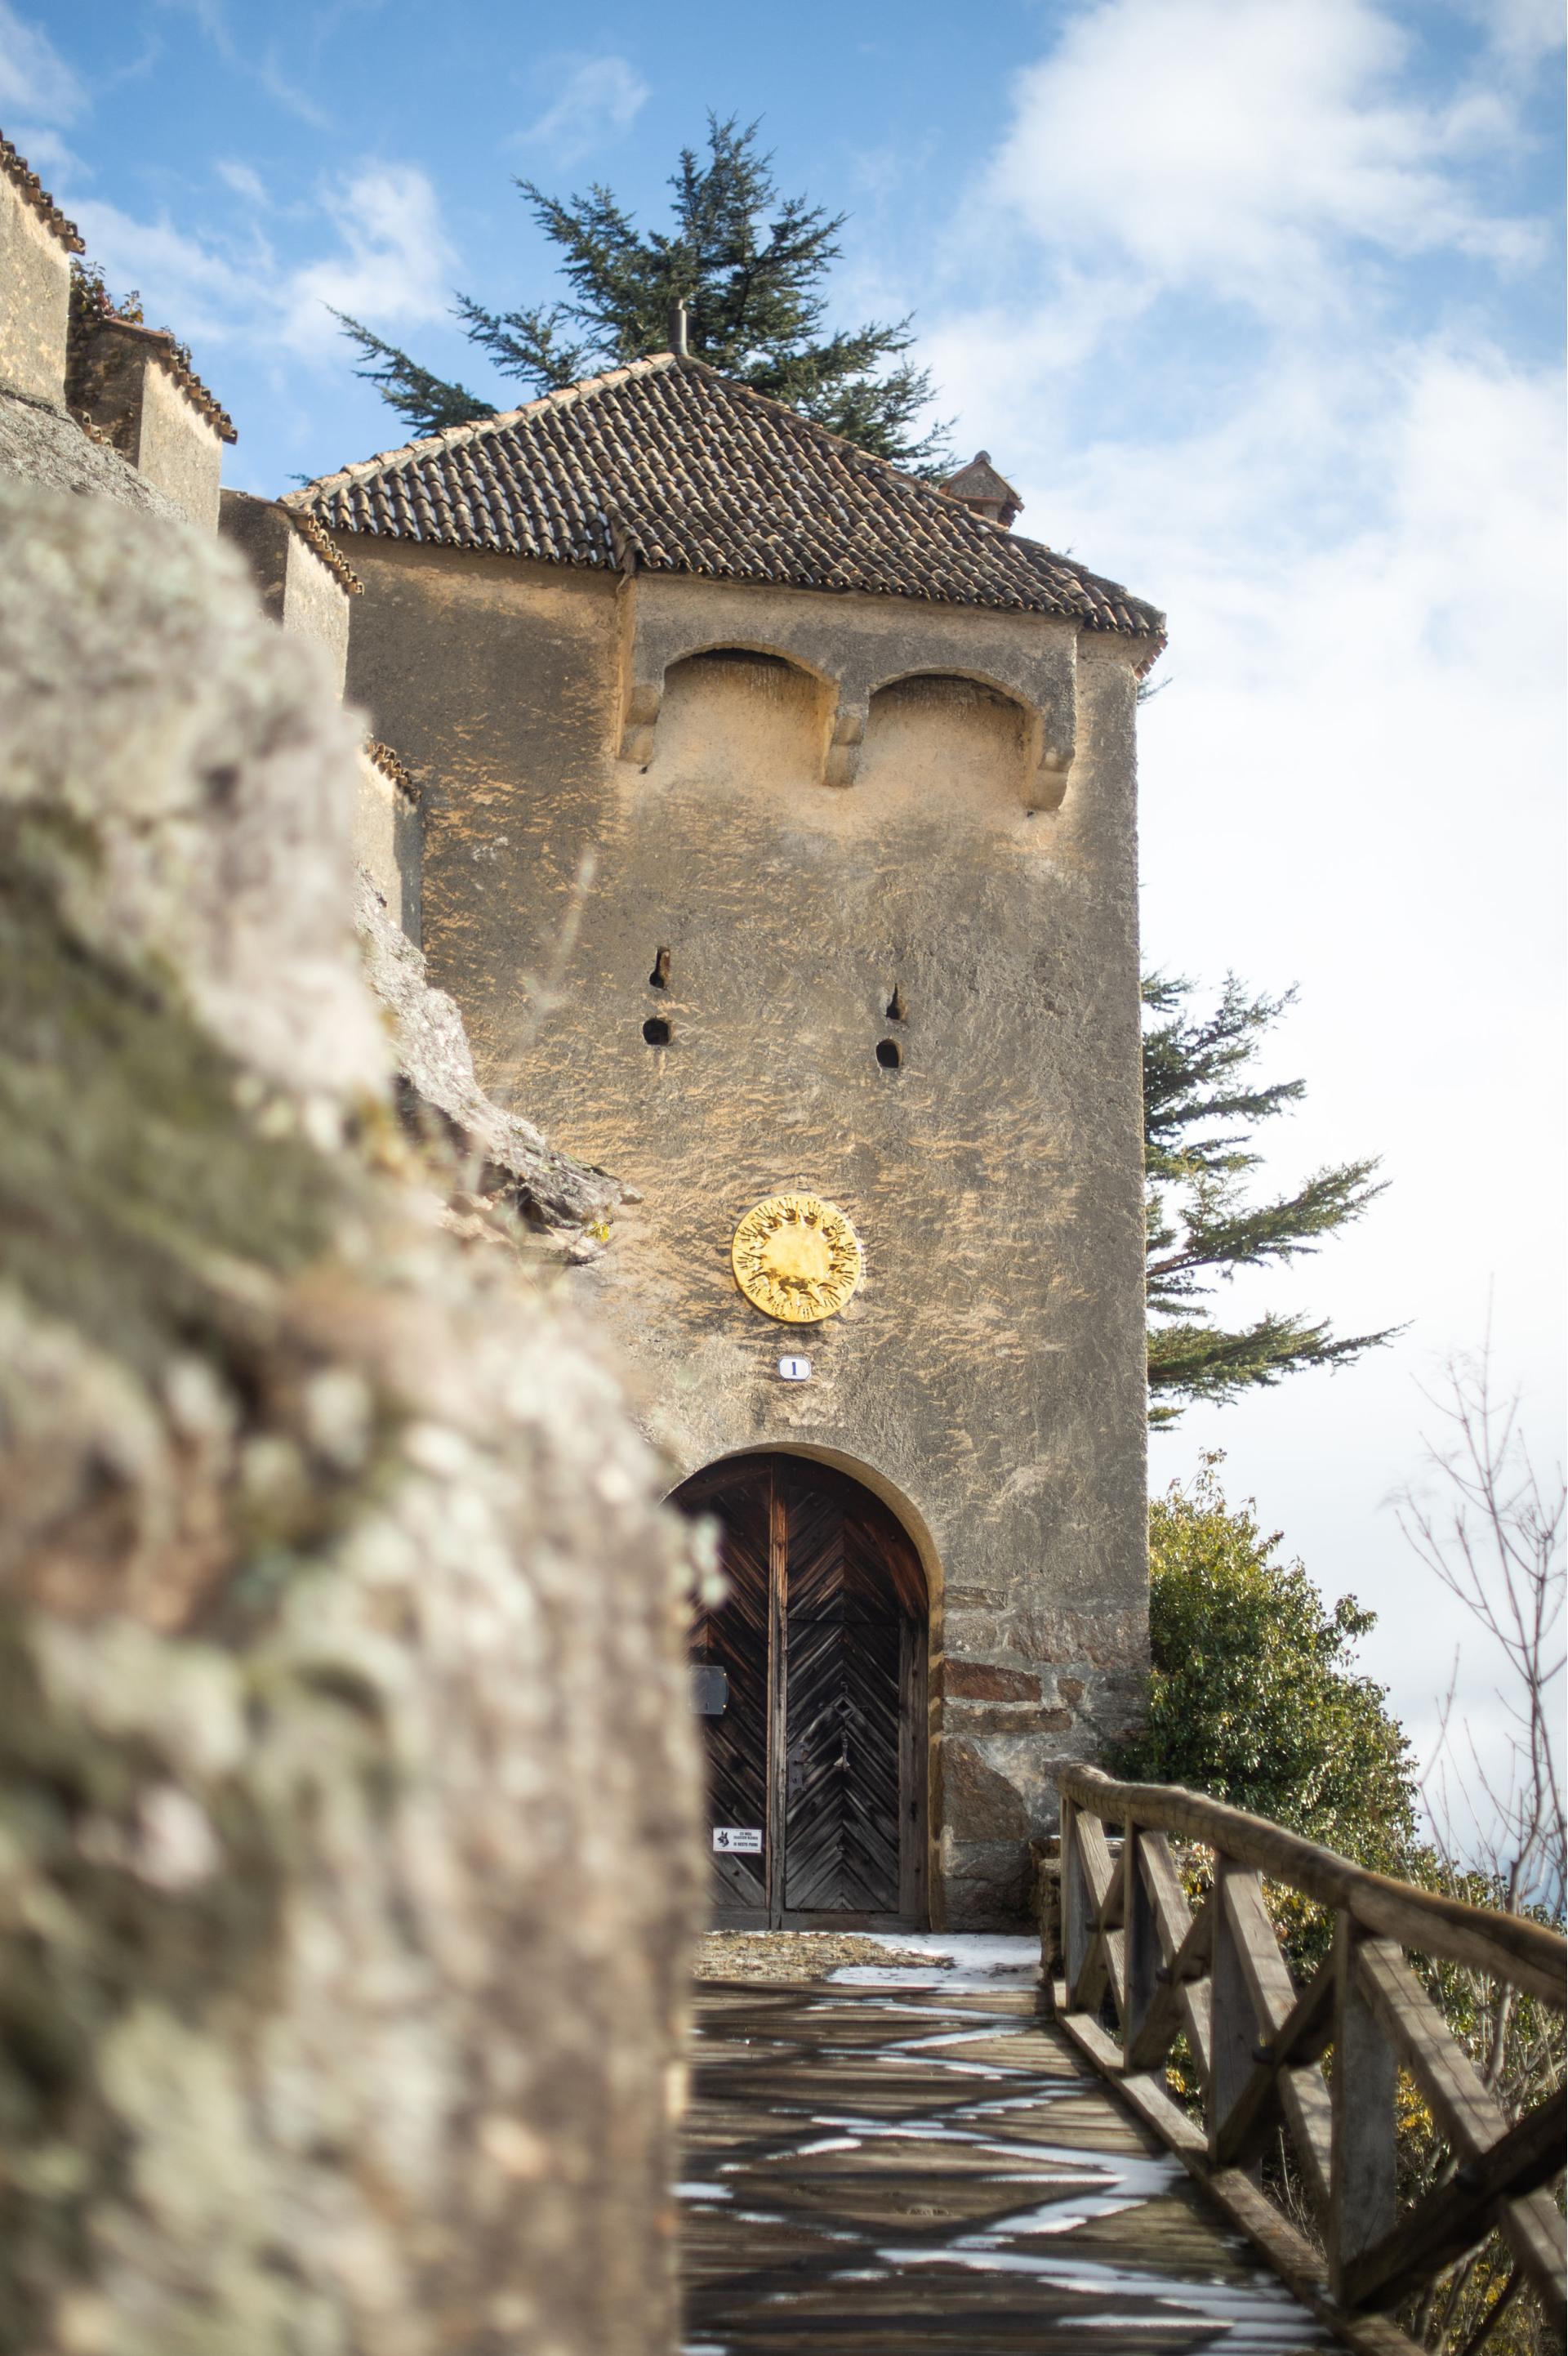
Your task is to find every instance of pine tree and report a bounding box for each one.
[336,115,951,472]
[1144,973,1398,1423]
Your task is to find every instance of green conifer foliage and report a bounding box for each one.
[1143,972,1398,1421]
[337,116,951,471]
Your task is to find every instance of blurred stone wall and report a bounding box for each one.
[0,482,705,2356]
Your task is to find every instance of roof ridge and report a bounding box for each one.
[285,352,679,507]
[644,358,1067,568]
[305,345,1064,575]
[288,347,974,533]
[78,310,237,442]
[0,132,83,252]
[289,350,1164,648]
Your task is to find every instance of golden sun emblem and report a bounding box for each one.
[731,1194,863,1324]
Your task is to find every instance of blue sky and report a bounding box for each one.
[7,0,1565,1796]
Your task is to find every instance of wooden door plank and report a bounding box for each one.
[898,1614,929,1923]
[766,1462,787,1928]
[685,1463,772,1915]
[781,1464,907,1919]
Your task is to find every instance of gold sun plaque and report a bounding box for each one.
[731,1194,863,1324]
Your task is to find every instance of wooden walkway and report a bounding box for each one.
[682,1973,1335,2354]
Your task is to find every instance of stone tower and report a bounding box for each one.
[290,355,1165,1926]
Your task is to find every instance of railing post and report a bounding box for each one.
[1208,1857,1259,2175]
[1328,1914,1399,2304]
[1060,1792,1089,2005]
[1122,1820,1159,2065]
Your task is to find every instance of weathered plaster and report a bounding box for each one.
[618,570,1078,799]
[220,489,351,694]
[0,175,69,405]
[343,539,1151,1926]
[133,361,224,530]
[73,327,225,529]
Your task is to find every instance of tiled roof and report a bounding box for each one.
[0,134,83,252]
[363,739,417,802]
[288,356,1162,648]
[74,310,237,444]
[943,450,1023,522]
[287,506,363,595]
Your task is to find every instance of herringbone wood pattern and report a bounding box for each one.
[783,1474,902,1913]
[679,1455,924,1922]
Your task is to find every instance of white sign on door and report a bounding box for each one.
[712,1827,764,1854]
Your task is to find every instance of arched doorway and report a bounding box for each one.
[675,1452,929,1930]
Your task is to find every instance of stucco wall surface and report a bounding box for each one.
[134,361,223,531]
[345,539,1151,1927]
[0,180,68,404]
[220,489,351,695]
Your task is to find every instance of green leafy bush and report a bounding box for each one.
[1118,1454,1417,1876]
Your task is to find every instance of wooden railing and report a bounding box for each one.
[1054,1765,1566,2356]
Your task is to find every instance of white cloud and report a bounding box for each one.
[68,197,247,337]
[66,162,456,364]
[1120,347,1565,1782]
[518,56,649,165]
[151,0,332,128]
[280,166,455,352]
[909,0,1565,1788]
[0,0,85,123]
[215,159,269,207]
[984,0,1537,315]
[1450,0,1566,66]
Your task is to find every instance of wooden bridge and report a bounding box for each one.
[681,1769,1566,2355]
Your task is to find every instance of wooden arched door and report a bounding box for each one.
[677,1453,928,1930]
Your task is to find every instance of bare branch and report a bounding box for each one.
[1396,1329,1566,1921]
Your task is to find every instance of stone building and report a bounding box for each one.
[0,136,705,2354]
[292,359,1165,1928]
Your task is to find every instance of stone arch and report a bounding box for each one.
[666,1438,943,1625]
[659,637,839,693]
[855,668,1040,812]
[639,645,835,795]
[865,661,1036,714]
[671,1447,935,1926]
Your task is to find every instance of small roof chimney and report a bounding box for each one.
[942,449,1022,530]
[666,297,688,359]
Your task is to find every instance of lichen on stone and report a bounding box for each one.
[0,480,703,2356]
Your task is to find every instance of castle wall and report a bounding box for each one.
[220,490,353,694]
[0,174,69,404]
[342,537,1150,1927]
[69,318,226,529]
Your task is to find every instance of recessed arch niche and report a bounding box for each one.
[857,671,1036,813]
[645,645,834,796]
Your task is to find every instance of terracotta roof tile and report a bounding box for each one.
[0,133,83,252]
[286,506,363,595]
[364,739,417,801]
[94,315,237,444]
[288,356,1163,648]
